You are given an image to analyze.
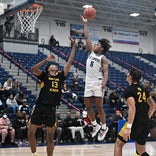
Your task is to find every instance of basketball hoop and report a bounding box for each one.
[17,3,43,34]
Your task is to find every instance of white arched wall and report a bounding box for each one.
[32,15,156,55]
[153,25,156,54]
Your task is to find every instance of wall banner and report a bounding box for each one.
[113,30,139,45]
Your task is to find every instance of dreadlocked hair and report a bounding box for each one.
[98,38,111,54]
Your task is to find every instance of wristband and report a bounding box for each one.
[127,123,132,129]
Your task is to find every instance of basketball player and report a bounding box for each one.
[114,69,156,156]
[81,16,111,141]
[28,36,76,156]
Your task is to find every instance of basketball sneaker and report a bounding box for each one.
[91,124,101,138]
[32,153,40,156]
[97,127,109,141]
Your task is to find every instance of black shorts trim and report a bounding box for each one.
[117,134,127,143]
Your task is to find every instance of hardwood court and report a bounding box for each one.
[1,142,156,156]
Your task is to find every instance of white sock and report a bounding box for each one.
[32,152,37,156]
[91,120,97,126]
[101,123,106,130]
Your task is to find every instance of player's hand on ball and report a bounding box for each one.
[80,15,88,24]
[47,54,55,61]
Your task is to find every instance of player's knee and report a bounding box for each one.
[141,152,149,156]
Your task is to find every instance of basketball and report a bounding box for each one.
[83,7,96,20]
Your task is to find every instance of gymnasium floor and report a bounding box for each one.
[1,141,156,156]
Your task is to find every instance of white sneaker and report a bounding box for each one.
[91,124,101,138]
[97,127,109,141]
[32,153,40,156]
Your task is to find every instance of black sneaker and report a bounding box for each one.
[1,142,7,146]
[10,142,18,147]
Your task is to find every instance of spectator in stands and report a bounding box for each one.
[143,80,156,98]
[18,101,30,118]
[0,111,17,146]
[6,94,19,114]
[0,98,5,111]
[49,35,59,46]
[108,90,122,110]
[69,111,85,143]
[3,78,13,97]
[62,83,77,100]
[0,82,3,91]
[4,15,14,38]
[0,82,5,110]
[72,70,83,91]
[28,36,76,156]
[61,112,74,143]
[15,89,27,105]
[12,110,28,145]
[77,39,85,50]
[12,79,21,96]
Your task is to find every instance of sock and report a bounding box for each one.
[134,152,140,156]
[91,120,97,126]
[32,152,37,156]
[101,123,106,130]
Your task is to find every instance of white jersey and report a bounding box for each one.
[86,51,104,82]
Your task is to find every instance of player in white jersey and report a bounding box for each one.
[81,16,111,141]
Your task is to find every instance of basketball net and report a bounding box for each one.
[17,3,43,34]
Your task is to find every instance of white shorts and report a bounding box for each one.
[84,80,105,97]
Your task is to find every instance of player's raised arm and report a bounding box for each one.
[64,36,76,76]
[81,15,92,52]
[31,53,55,76]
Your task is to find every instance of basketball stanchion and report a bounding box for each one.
[17,3,43,35]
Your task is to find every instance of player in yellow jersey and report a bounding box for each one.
[114,69,156,156]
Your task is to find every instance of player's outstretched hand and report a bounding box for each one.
[47,53,55,61]
[80,15,88,24]
[69,36,76,45]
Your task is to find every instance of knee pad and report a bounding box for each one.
[141,152,149,156]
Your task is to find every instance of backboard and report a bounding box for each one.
[0,0,34,16]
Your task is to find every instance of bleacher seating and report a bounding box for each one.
[3,51,85,113]
[0,67,12,85]
[141,53,156,64]
[1,46,155,127]
[107,51,155,83]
